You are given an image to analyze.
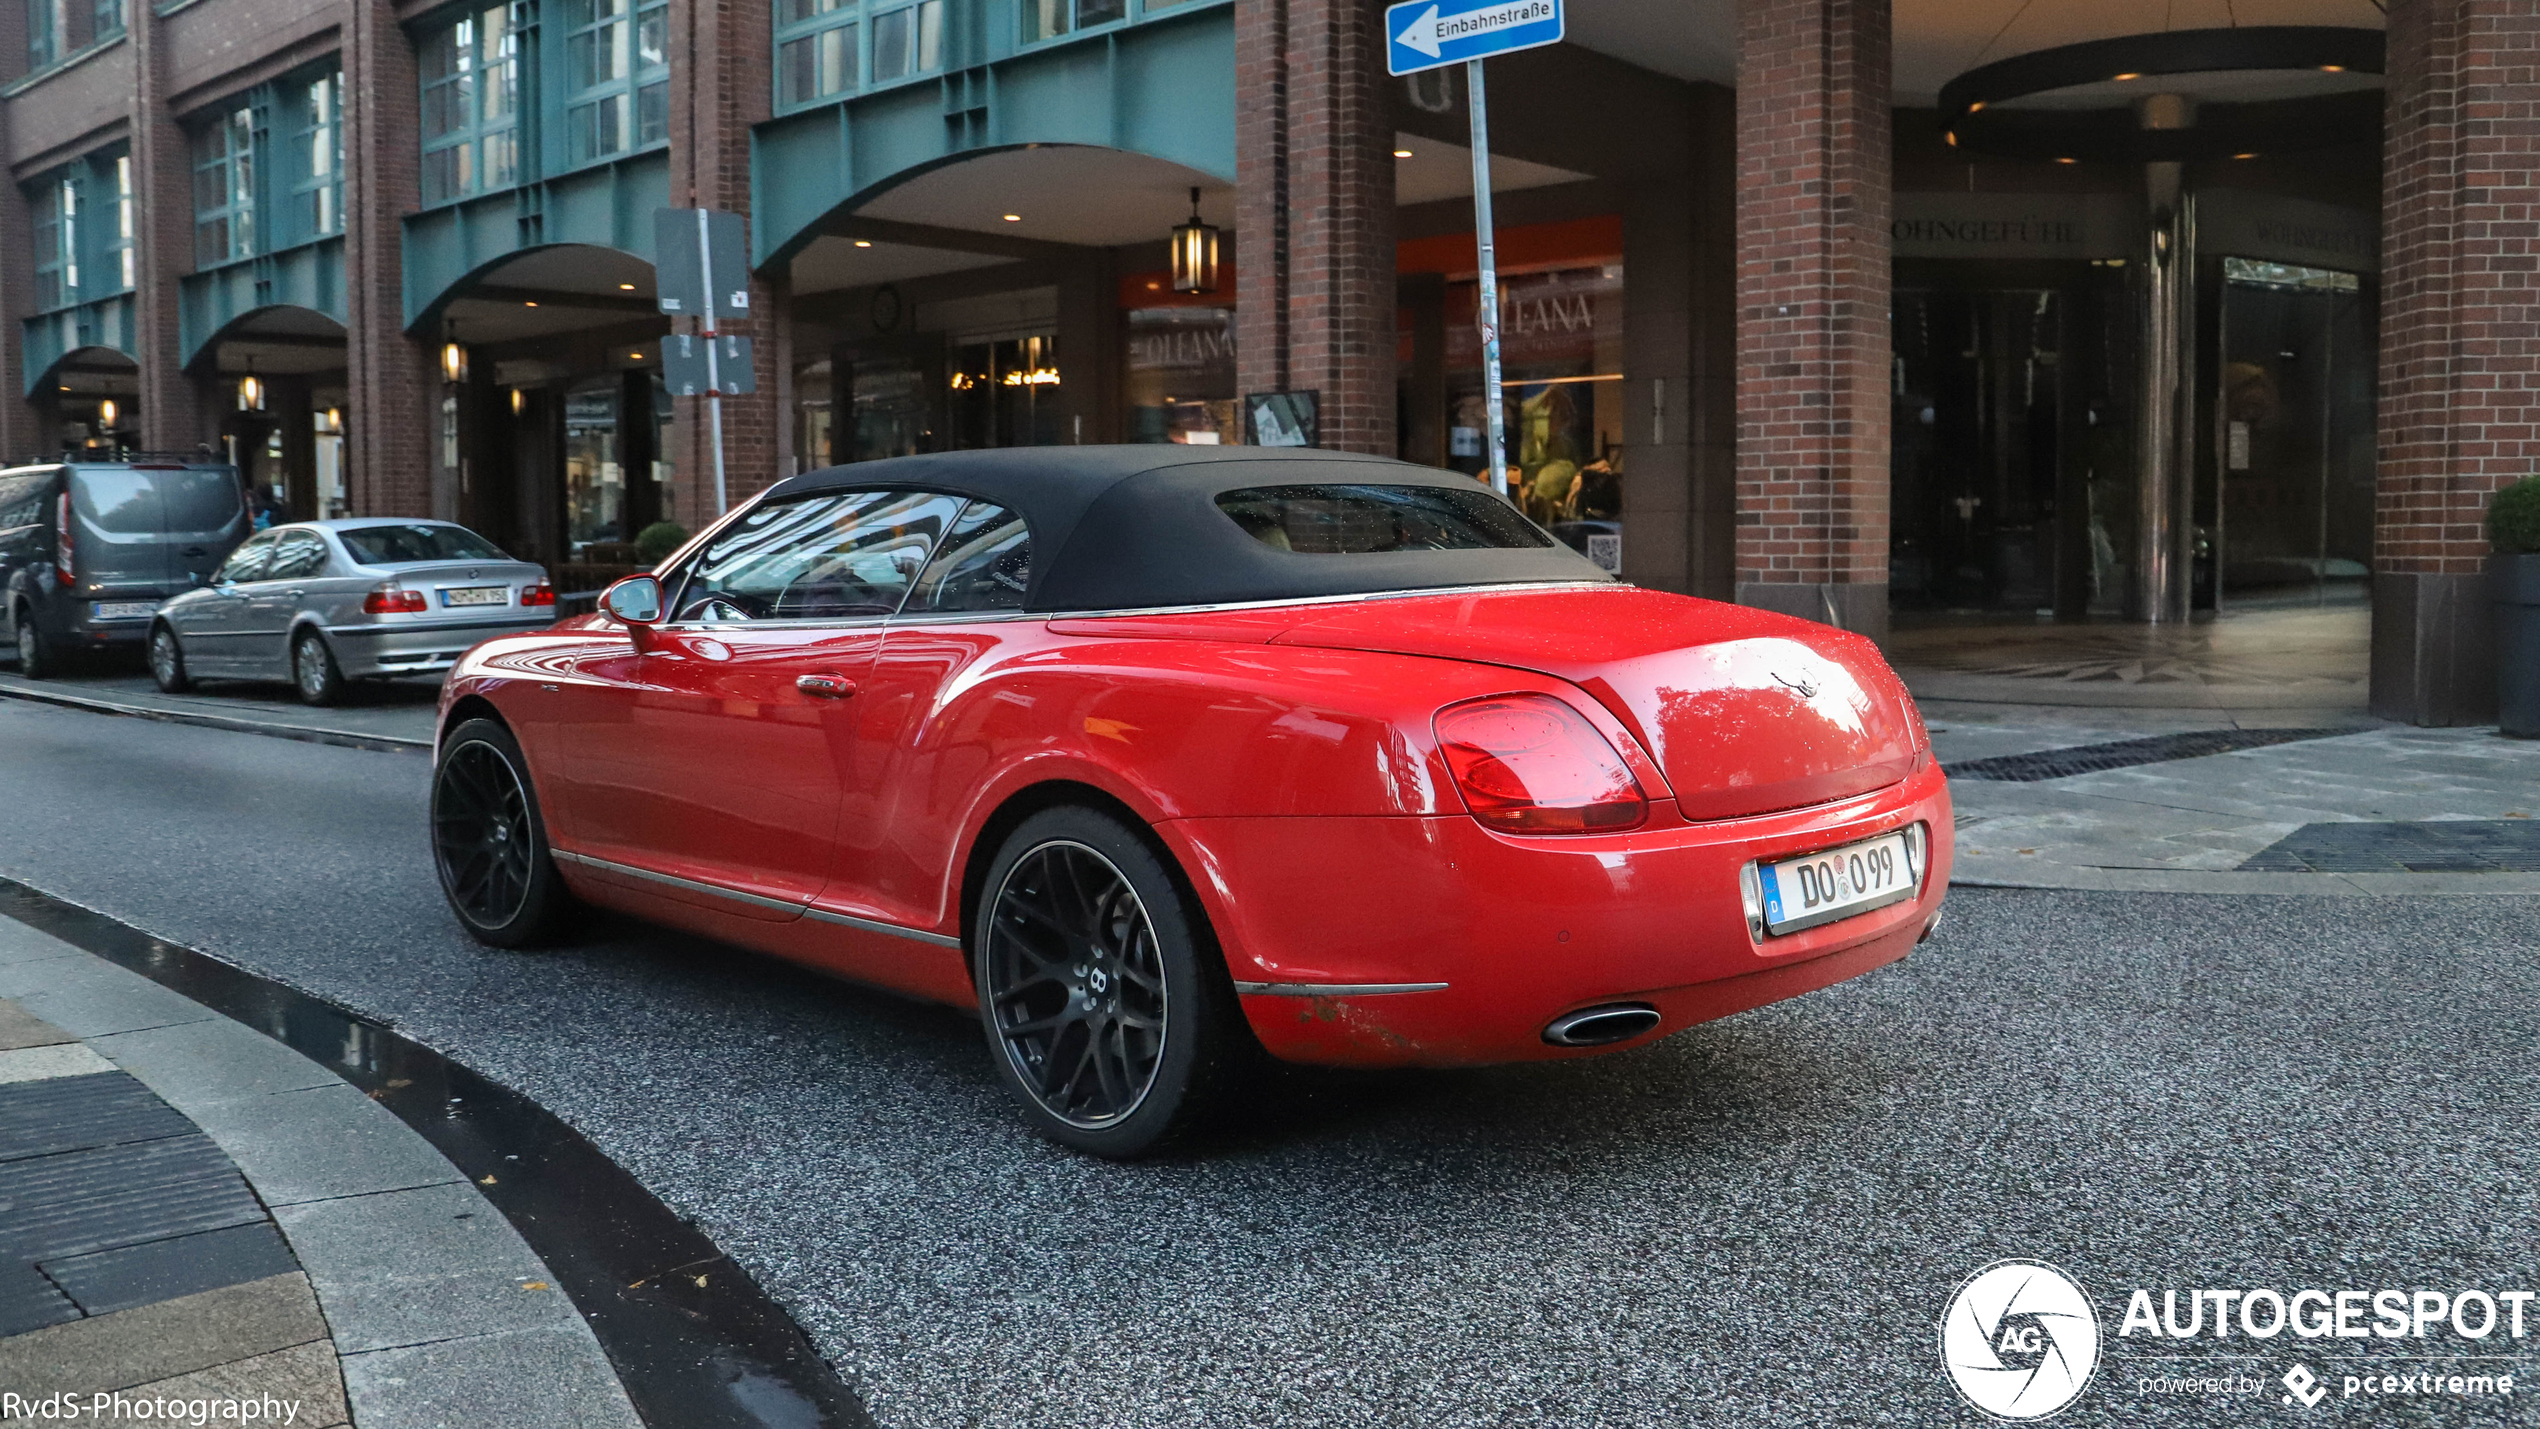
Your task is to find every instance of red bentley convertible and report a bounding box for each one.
[431,448,1950,1155]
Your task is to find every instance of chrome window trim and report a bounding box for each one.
[552,849,960,947]
[1231,981,1451,996]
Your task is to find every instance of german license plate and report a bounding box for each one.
[1756,831,1917,935]
[441,586,507,608]
[91,601,157,621]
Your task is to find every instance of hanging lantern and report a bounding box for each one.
[237,374,265,411]
[96,398,117,429]
[441,341,470,384]
[1170,187,1219,295]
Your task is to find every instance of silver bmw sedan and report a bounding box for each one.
[149,519,555,705]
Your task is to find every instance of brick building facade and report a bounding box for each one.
[0,0,2517,723]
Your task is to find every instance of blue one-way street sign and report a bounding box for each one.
[1384,0,1563,76]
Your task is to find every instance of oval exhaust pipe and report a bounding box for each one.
[1542,1003,1662,1048]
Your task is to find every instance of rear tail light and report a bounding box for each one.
[363,584,429,614]
[520,582,555,607]
[1434,694,1648,835]
[55,492,72,587]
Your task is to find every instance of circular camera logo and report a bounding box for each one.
[1939,1260,2101,1420]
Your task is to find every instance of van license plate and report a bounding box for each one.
[92,601,157,621]
[441,587,507,607]
[1757,831,1917,935]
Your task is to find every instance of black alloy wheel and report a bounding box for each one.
[293,629,344,706]
[149,625,190,693]
[975,806,1244,1157]
[432,718,571,947]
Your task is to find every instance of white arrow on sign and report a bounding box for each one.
[1396,0,1555,60]
[1397,2,1442,57]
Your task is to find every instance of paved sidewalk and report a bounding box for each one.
[0,674,434,752]
[0,918,639,1429]
[1928,706,2540,894]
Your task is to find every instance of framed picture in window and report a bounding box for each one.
[1244,390,1319,448]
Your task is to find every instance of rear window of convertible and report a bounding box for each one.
[1215,484,1552,554]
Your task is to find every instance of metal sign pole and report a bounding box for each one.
[696,207,729,516]
[1466,58,1509,499]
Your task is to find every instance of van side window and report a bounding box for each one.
[0,474,45,532]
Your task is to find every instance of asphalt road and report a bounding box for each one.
[0,695,2533,1428]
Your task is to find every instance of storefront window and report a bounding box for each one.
[854,360,928,460]
[565,384,624,554]
[1123,307,1236,444]
[946,334,1062,449]
[1442,264,1625,570]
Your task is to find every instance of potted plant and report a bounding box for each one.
[2494,476,2540,737]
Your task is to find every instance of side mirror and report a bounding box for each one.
[601,574,664,626]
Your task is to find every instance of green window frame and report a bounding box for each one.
[26,0,63,68]
[561,0,668,166]
[291,70,345,238]
[776,0,942,109]
[102,154,133,291]
[419,5,523,205]
[93,0,122,40]
[192,107,257,267]
[30,176,75,311]
[1021,0,1122,45]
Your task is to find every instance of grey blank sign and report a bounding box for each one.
[654,208,750,320]
[662,333,756,396]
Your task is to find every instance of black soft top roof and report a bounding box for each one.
[759,446,1613,612]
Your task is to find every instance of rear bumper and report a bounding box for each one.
[325,617,555,677]
[1164,758,1952,1068]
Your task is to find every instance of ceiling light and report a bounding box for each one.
[2112,72,2140,81]
[2056,156,2078,164]
[1394,148,1414,158]
[618,282,636,290]
[2235,151,2261,160]
[1001,214,1022,222]
[524,301,539,308]
[854,239,873,248]
[2320,64,2345,73]
[630,352,644,360]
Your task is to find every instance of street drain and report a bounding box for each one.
[1946,728,2357,782]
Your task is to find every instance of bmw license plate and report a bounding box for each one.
[441,586,507,608]
[91,601,158,621]
[1756,831,1918,935]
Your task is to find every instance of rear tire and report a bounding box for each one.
[972,806,1244,1159]
[14,610,52,680]
[148,625,190,694]
[292,629,343,706]
[431,718,573,948]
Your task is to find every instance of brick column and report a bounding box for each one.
[1234,0,1394,454]
[130,0,205,454]
[666,0,780,529]
[0,99,40,461]
[343,0,436,516]
[1732,0,1891,638]
[2372,0,2528,726]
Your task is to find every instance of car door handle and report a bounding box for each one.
[796,673,856,699]
[285,589,305,599]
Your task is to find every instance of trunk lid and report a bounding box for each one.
[1269,586,1924,820]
